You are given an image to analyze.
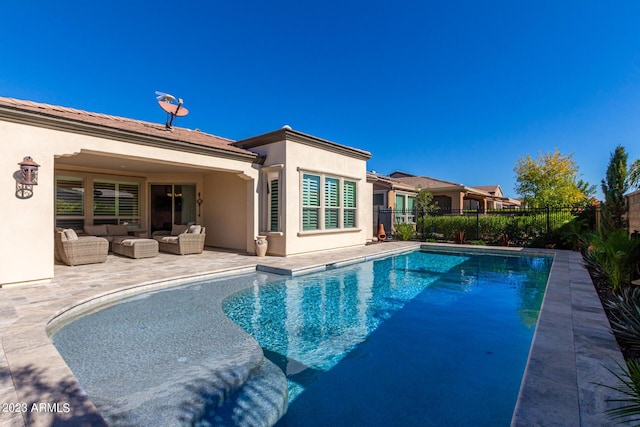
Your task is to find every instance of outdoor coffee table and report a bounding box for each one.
[112,238,159,259]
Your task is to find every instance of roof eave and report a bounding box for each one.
[234,128,372,161]
[0,104,257,162]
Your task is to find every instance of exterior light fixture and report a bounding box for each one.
[197,192,204,217]
[15,156,40,199]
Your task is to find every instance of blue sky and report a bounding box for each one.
[3,1,640,198]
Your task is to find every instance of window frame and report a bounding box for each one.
[324,177,340,229]
[302,173,321,231]
[394,192,416,224]
[343,179,357,228]
[93,179,142,228]
[299,170,359,234]
[261,165,284,234]
[55,176,86,230]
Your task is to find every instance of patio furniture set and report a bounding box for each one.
[54,224,206,266]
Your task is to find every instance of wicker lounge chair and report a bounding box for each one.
[55,229,109,266]
[153,225,206,255]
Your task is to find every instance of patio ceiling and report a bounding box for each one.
[55,151,238,175]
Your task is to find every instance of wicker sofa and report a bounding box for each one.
[55,229,109,266]
[83,224,131,250]
[152,224,206,255]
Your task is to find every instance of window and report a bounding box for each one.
[463,198,480,210]
[395,194,406,224]
[407,196,416,223]
[344,180,357,228]
[300,172,358,232]
[150,184,195,232]
[325,177,339,229]
[269,178,280,232]
[55,177,85,230]
[261,167,283,233]
[433,196,452,210]
[94,180,141,227]
[395,193,416,223]
[302,174,321,230]
[373,193,385,207]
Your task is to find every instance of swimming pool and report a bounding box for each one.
[52,249,551,426]
[225,249,551,426]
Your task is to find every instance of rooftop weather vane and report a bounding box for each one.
[155,91,189,129]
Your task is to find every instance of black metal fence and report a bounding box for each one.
[374,206,597,246]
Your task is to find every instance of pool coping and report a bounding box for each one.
[0,242,631,426]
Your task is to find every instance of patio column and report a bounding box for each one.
[246,175,259,254]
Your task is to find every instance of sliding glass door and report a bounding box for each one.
[150,184,196,233]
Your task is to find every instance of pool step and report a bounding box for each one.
[201,357,288,426]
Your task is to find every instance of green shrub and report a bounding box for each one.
[394,222,415,241]
[558,218,591,251]
[418,210,583,247]
[587,230,640,292]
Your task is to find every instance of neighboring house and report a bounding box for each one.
[388,171,521,211]
[369,171,521,233]
[470,185,522,209]
[369,172,421,224]
[371,171,520,212]
[1,97,372,286]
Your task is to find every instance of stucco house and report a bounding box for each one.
[1,97,372,286]
[369,171,521,231]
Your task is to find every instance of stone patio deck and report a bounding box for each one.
[0,243,631,426]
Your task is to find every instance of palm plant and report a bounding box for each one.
[586,230,640,292]
[558,218,590,251]
[603,358,640,424]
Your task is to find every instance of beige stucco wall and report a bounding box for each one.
[1,119,258,285]
[250,141,287,256]
[245,136,370,256]
[1,128,55,285]
[627,190,640,234]
[203,171,251,252]
[284,140,369,255]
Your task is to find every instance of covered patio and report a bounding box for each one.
[54,149,256,253]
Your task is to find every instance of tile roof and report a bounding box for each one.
[472,185,502,195]
[0,96,255,157]
[392,174,463,189]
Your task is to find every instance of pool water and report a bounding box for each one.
[52,249,551,426]
[224,250,551,426]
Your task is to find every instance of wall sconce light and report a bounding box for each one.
[15,156,40,199]
[197,192,204,217]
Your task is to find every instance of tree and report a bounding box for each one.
[414,188,436,213]
[414,188,436,238]
[514,148,591,208]
[630,158,640,190]
[601,145,629,231]
[576,179,597,200]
